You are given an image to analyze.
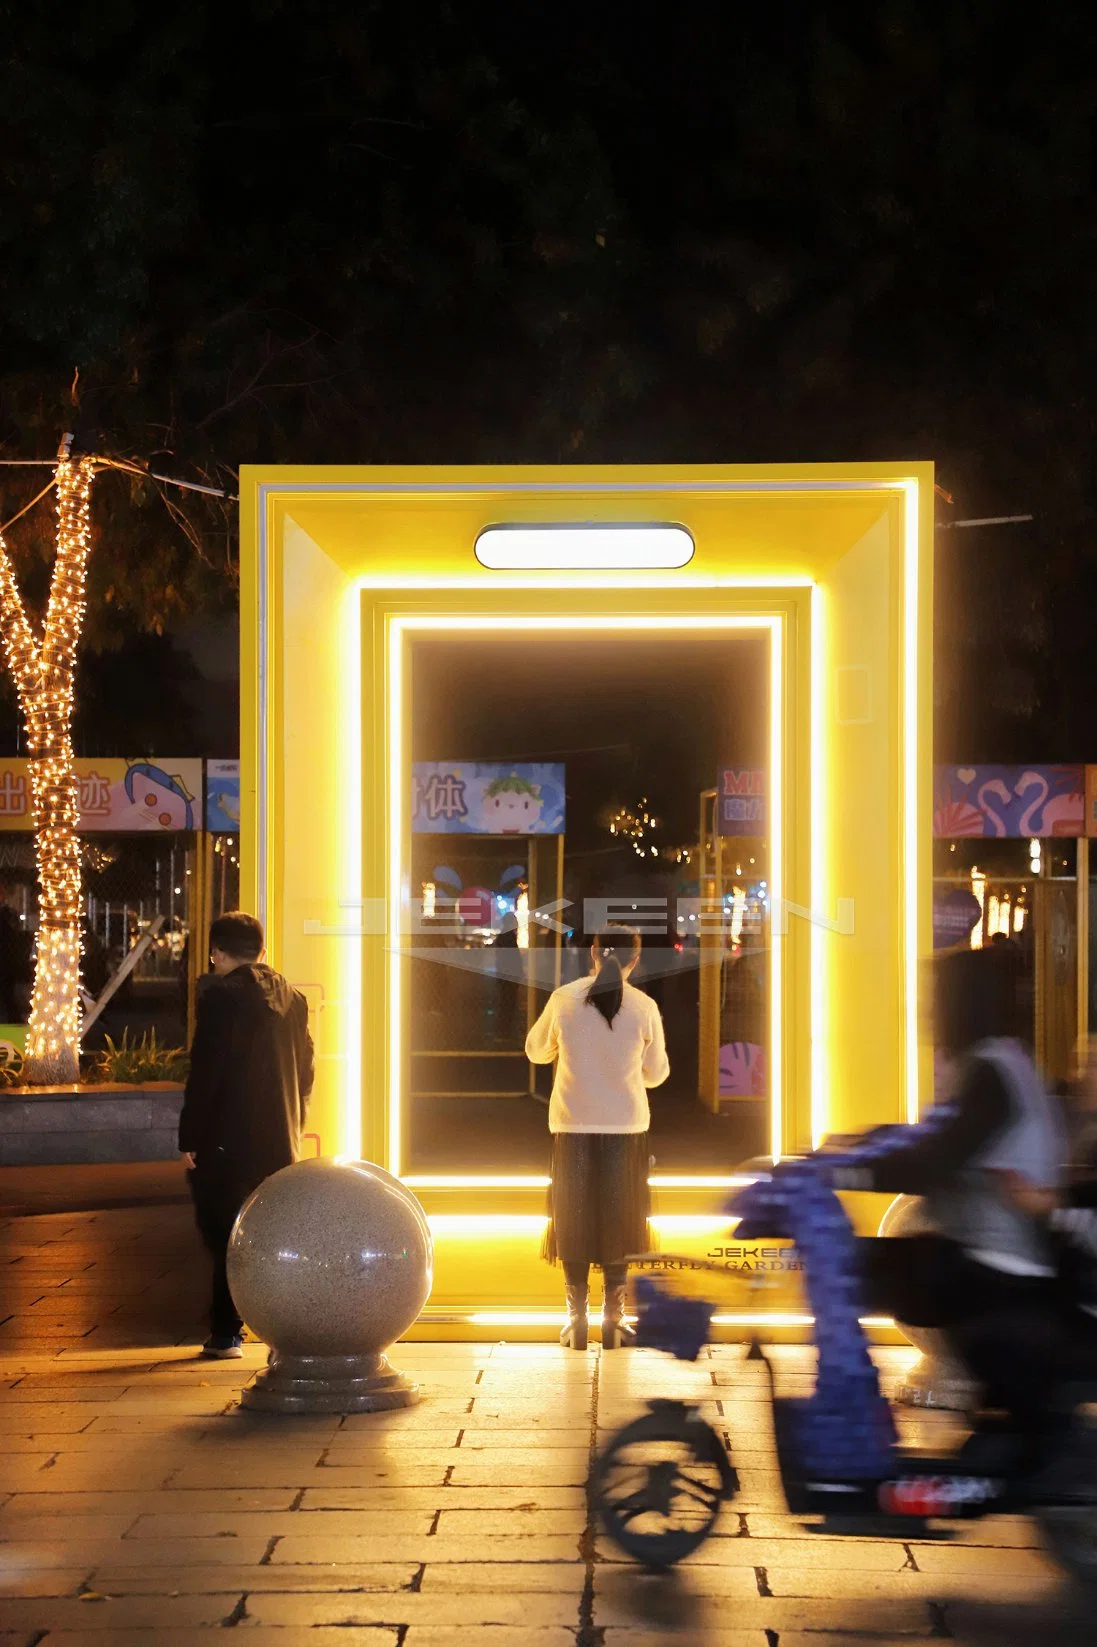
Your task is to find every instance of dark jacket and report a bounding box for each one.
[178,963,314,1179]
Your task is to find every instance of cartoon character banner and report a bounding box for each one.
[719,1041,767,1097]
[412,763,565,835]
[0,758,203,832]
[206,759,241,833]
[933,765,1085,838]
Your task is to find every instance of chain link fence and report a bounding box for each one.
[0,831,239,1049]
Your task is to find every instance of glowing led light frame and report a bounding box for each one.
[459,1310,897,1329]
[902,481,921,1124]
[402,1173,759,1189]
[425,1214,734,1236]
[809,583,829,1149]
[388,612,784,1181]
[359,572,813,590]
[339,582,364,1156]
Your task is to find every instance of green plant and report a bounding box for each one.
[89,1029,189,1086]
[0,1044,24,1088]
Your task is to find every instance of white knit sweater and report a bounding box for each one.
[525,975,670,1134]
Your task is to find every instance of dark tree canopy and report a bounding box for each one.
[0,0,1094,756]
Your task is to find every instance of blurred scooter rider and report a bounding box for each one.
[832,945,1071,1455]
[1043,1037,1097,1340]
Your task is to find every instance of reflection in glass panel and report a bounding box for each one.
[404,630,772,1175]
[931,836,1079,1085]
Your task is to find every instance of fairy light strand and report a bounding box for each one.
[606,796,692,865]
[608,797,662,858]
[0,458,95,1081]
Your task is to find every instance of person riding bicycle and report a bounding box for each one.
[828,944,1085,1464]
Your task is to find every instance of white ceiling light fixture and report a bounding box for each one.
[474,523,695,570]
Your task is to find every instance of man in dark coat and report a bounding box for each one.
[179,911,314,1357]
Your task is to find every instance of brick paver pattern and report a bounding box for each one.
[0,1198,1090,1644]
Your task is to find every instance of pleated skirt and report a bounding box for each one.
[542,1131,652,1268]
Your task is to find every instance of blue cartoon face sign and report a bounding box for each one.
[412,763,565,835]
[122,762,196,830]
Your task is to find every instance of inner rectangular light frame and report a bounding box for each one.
[387,610,785,1186]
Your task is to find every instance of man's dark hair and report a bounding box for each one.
[209,911,264,962]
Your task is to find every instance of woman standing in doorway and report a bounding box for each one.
[526,925,670,1349]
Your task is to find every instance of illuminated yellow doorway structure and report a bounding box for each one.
[241,465,932,1336]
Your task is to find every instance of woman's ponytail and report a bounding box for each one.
[586,925,641,1027]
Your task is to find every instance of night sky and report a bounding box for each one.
[1,4,1095,760]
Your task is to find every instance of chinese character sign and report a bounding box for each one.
[79,770,113,818]
[0,769,29,823]
[412,763,565,835]
[0,759,203,832]
[717,769,766,835]
[206,759,241,833]
[933,765,1085,838]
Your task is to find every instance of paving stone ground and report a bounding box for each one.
[0,1181,1092,1644]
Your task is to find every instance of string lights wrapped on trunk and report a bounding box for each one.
[0,457,95,1083]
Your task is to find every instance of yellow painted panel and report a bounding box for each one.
[819,509,903,1134]
[280,490,888,586]
[270,518,362,1158]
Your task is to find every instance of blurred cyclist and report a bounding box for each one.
[832,945,1083,1463]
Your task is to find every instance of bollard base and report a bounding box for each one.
[241,1350,420,1413]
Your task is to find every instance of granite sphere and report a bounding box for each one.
[227,1157,433,1357]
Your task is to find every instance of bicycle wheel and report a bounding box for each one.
[594,1400,737,1567]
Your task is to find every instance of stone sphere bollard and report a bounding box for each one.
[878,1194,978,1413]
[227,1157,433,1413]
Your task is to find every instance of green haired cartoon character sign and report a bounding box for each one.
[412,762,565,835]
[481,772,544,834]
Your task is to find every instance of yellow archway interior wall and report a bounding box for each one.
[239,465,932,1335]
